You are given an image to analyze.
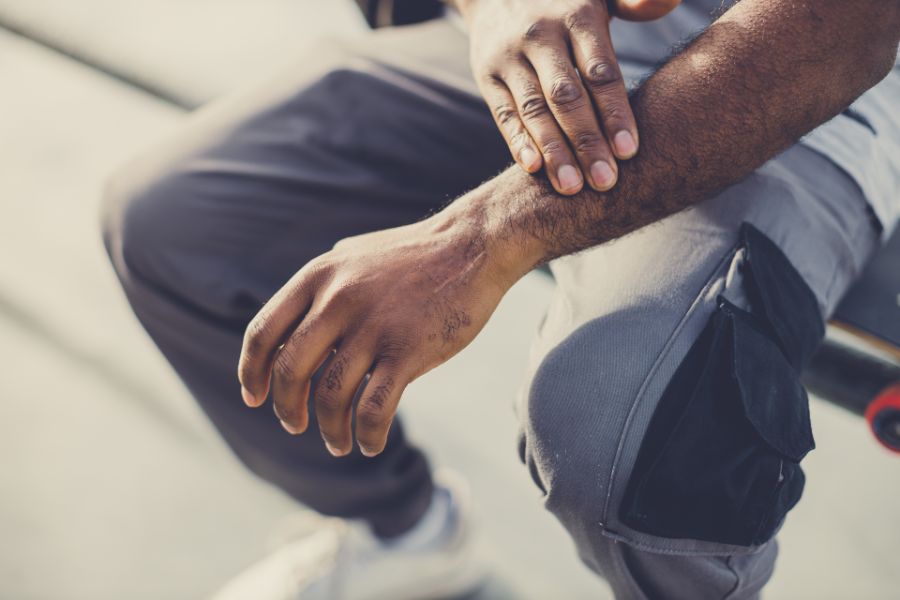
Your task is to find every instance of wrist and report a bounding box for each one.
[435,175,549,288]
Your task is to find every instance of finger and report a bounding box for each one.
[238,269,320,406]
[506,62,584,195]
[478,74,543,173]
[611,0,681,22]
[525,38,619,192]
[313,342,374,457]
[270,310,340,434]
[355,365,407,457]
[570,24,639,162]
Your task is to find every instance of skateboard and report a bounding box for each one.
[803,227,900,454]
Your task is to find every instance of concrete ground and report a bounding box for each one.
[1,2,898,599]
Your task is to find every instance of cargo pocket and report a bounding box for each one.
[619,223,822,547]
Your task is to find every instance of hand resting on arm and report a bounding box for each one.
[238,0,900,457]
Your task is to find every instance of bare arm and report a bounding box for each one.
[457,0,900,281]
[238,0,900,456]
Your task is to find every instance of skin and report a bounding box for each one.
[239,0,900,458]
[457,0,681,194]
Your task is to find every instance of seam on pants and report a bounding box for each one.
[598,527,767,557]
[600,240,742,526]
[609,539,650,600]
[722,555,742,600]
[821,204,879,314]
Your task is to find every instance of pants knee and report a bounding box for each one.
[520,311,784,598]
[100,155,206,301]
[522,225,820,597]
[519,313,656,555]
[102,161,163,280]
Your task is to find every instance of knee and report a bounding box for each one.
[520,313,658,549]
[100,156,195,291]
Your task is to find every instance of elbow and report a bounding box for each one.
[841,1,899,93]
[867,40,898,89]
[864,9,900,88]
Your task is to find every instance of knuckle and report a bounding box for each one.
[522,18,553,42]
[304,259,332,282]
[510,130,530,148]
[564,6,597,32]
[357,402,388,431]
[292,322,314,346]
[322,353,348,392]
[315,390,344,416]
[539,138,567,158]
[377,334,414,363]
[493,103,519,127]
[598,101,627,122]
[481,70,503,86]
[273,349,299,384]
[332,236,354,251]
[366,374,396,410]
[243,317,271,356]
[520,93,550,120]
[583,61,621,88]
[572,130,604,153]
[323,281,353,306]
[549,77,584,108]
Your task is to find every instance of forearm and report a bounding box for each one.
[447,0,899,282]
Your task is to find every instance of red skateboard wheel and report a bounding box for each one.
[865,383,900,454]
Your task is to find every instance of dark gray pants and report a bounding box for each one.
[102,18,880,599]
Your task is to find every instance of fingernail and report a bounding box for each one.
[280,419,305,435]
[325,441,346,457]
[359,444,378,458]
[519,145,540,170]
[590,161,617,190]
[557,165,582,193]
[614,131,637,158]
[241,386,257,407]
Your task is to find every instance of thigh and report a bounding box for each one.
[517,144,880,595]
[104,18,510,320]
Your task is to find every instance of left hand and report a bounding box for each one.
[459,0,680,194]
[237,210,516,457]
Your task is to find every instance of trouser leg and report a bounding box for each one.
[517,144,880,598]
[101,20,509,536]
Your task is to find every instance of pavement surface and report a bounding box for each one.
[1,2,898,599]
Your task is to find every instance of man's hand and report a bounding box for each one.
[458,0,680,194]
[237,214,513,457]
[238,0,898,460]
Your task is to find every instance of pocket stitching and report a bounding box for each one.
[600,240,743,526]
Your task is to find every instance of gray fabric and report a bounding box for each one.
[102,16,882,599]
[516,142,879,598]
[101,21,507,538]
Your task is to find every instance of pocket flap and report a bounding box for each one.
[726,302,816,462]
[741,224,824,370]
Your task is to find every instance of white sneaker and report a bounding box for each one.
[212,472,484,600]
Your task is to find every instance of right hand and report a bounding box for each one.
[459,0,680,194]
